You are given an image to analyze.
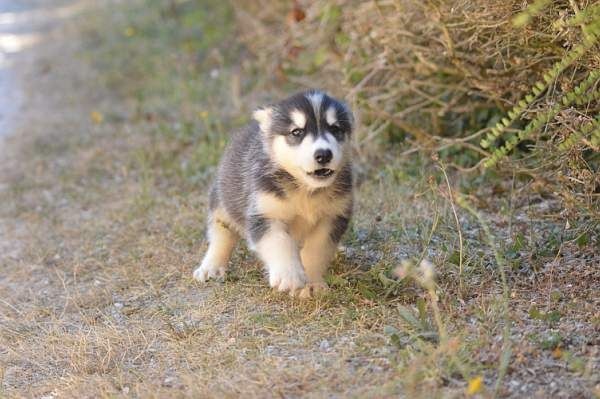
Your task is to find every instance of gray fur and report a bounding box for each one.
[330,214,350,244]
[211,91,352,239]
[267,90,353,143]
[203,90,354,283]
[247,214,269,243]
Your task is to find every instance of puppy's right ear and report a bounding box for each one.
[253,107,273,135]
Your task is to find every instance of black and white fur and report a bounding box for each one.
[193,90,353,298]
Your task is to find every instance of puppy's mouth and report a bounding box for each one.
[307,168,335,179]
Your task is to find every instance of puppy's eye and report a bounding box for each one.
[290,128,304,137]
[329,124,342,134]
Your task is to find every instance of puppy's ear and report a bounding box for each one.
[253,107,273,135]
[341,102,355,132]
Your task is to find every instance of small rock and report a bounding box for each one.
[265,345,279,356]
[163,376,176,387]
[319,339,331,351]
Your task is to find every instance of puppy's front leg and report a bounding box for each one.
[193,214,238,282]
[249,216,307,293]
[298,218,341,298]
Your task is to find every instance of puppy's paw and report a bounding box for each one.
[269,266,307,293]
[193,262,226,282]
[297,281,329,299]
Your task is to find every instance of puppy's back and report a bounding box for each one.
[214,121,265,229]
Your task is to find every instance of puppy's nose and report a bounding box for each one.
[314,149,333,165]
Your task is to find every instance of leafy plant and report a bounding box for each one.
[481,4,600,167]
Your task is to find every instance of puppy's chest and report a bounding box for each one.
[256,190,349,227]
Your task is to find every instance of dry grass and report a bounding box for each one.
[236,0,600,219]
[0,1,599,398]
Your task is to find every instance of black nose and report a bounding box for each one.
[314,149,333,165]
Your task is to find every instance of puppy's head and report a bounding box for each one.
[253,90,353,189]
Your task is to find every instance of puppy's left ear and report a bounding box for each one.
[253,107,273,135]
[341,102,355,133]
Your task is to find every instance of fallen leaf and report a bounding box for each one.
[287,6,306,24]
[467,376,483,395]
[90,111,104,124]
[124,26,136,37]
[552,347,563,359]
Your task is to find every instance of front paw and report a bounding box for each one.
[297,281,329,298]
[269,266,307,293]
[193,262,225,282]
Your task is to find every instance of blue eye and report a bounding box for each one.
[290,128,304,137]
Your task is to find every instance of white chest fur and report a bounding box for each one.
[255,190,350,242]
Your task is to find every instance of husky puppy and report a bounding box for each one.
[193,90,353,298]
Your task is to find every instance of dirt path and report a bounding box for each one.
[0,0,30,139]
[0,0,86,139]
[0,0,41,275]
[0,0,81,264]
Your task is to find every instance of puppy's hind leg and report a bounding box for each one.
[193,212,238,282]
